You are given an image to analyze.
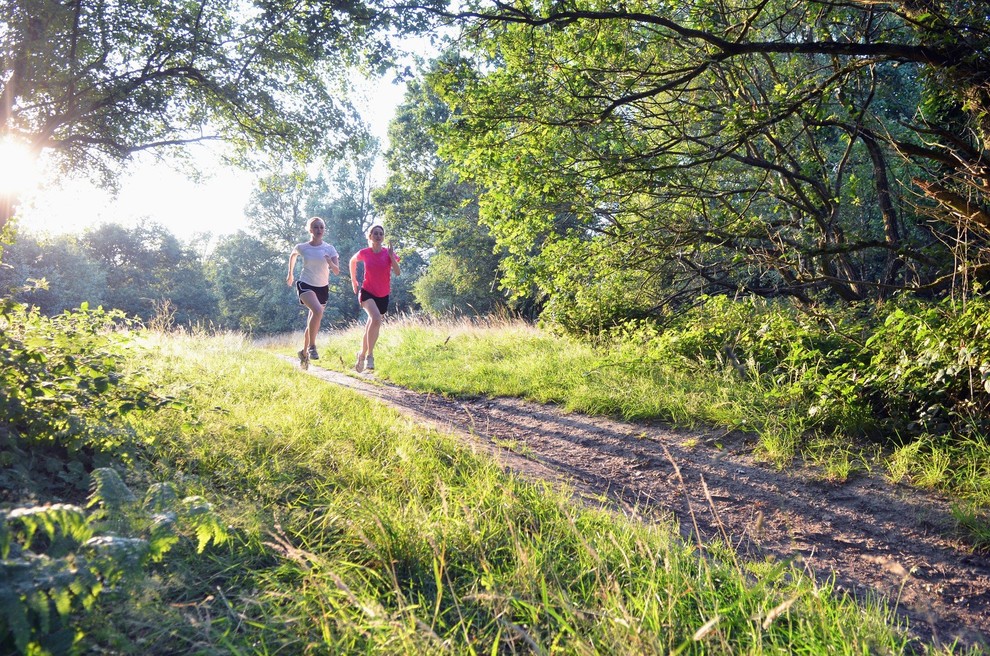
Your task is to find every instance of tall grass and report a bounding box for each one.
[304,314,990,499]
[295,315,755,428]
[83,330,966,654]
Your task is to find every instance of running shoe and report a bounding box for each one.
[365,355,375,370]
[298,349,309,370]
[308,346,319,360]
[355,352,365,373]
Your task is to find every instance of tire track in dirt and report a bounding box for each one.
[292,359,990,650]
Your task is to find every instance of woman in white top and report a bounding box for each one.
[286,216,340,368]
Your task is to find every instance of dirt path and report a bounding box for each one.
[296,360,990,650]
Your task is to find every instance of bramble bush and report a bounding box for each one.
[815,296,990,440]
[0,297,226,654]
[603,294,989,444]
[604,295,864,388]
[0,297,161,499]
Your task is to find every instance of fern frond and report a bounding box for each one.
[144,482,178,512]
[27,589,50,635]
[181,497,228,552]
[0,586,32,653]
[181,496,212,516]
[87,468,137,512]
[83,535,149,571]
[5,505,89,552]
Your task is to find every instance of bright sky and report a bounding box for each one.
[15,72,410,242]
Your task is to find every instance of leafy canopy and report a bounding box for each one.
[0,0,443,226]
[419,0,990,328]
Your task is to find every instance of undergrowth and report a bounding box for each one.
[0,300,226,654]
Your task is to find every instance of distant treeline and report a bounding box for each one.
[0,220,412,334]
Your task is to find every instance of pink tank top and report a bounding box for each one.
[356,247,393,297]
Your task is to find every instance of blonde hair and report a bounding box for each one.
[307,216,325,232]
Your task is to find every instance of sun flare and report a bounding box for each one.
[0,136,39,198]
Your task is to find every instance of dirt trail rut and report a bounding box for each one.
[293,359,990,650]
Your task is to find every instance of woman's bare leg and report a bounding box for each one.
[359,298,382,358]
[300,291,324,351]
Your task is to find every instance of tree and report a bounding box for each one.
[244,173,310,250]
[0,222,218,325]
[373,54,518,316]
[82,222,217,325]
[0,0,440,229]
[307,146,380,262]
[209,230,300,333]
[418,0,990,327]
[0,231,107,314]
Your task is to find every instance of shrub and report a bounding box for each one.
[816,296,990,439]
[0,299,172,500]
[602,294,990,446]
[1,470,227,654]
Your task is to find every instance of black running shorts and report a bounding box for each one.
[359,288,389,314]
[296,281,329,306]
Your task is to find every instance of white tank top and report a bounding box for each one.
[294,242,338,287]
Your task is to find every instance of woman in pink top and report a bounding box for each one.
[349,224,400,372]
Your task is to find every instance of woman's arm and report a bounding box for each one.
[388,245,401,276]
[349,252,360,293]
[286,251,298,286]
[325,250,341,276]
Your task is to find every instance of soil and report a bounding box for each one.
[296,359,990,651]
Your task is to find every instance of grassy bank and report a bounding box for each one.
[276,317,755,425]
[7,328,964,654]
[113,333,950,653]
[291,313,990,547]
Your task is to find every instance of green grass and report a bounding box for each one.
[298,315,990,545]
[296,316,756,428]
[53,328,967,654]
[19,335,950,655]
